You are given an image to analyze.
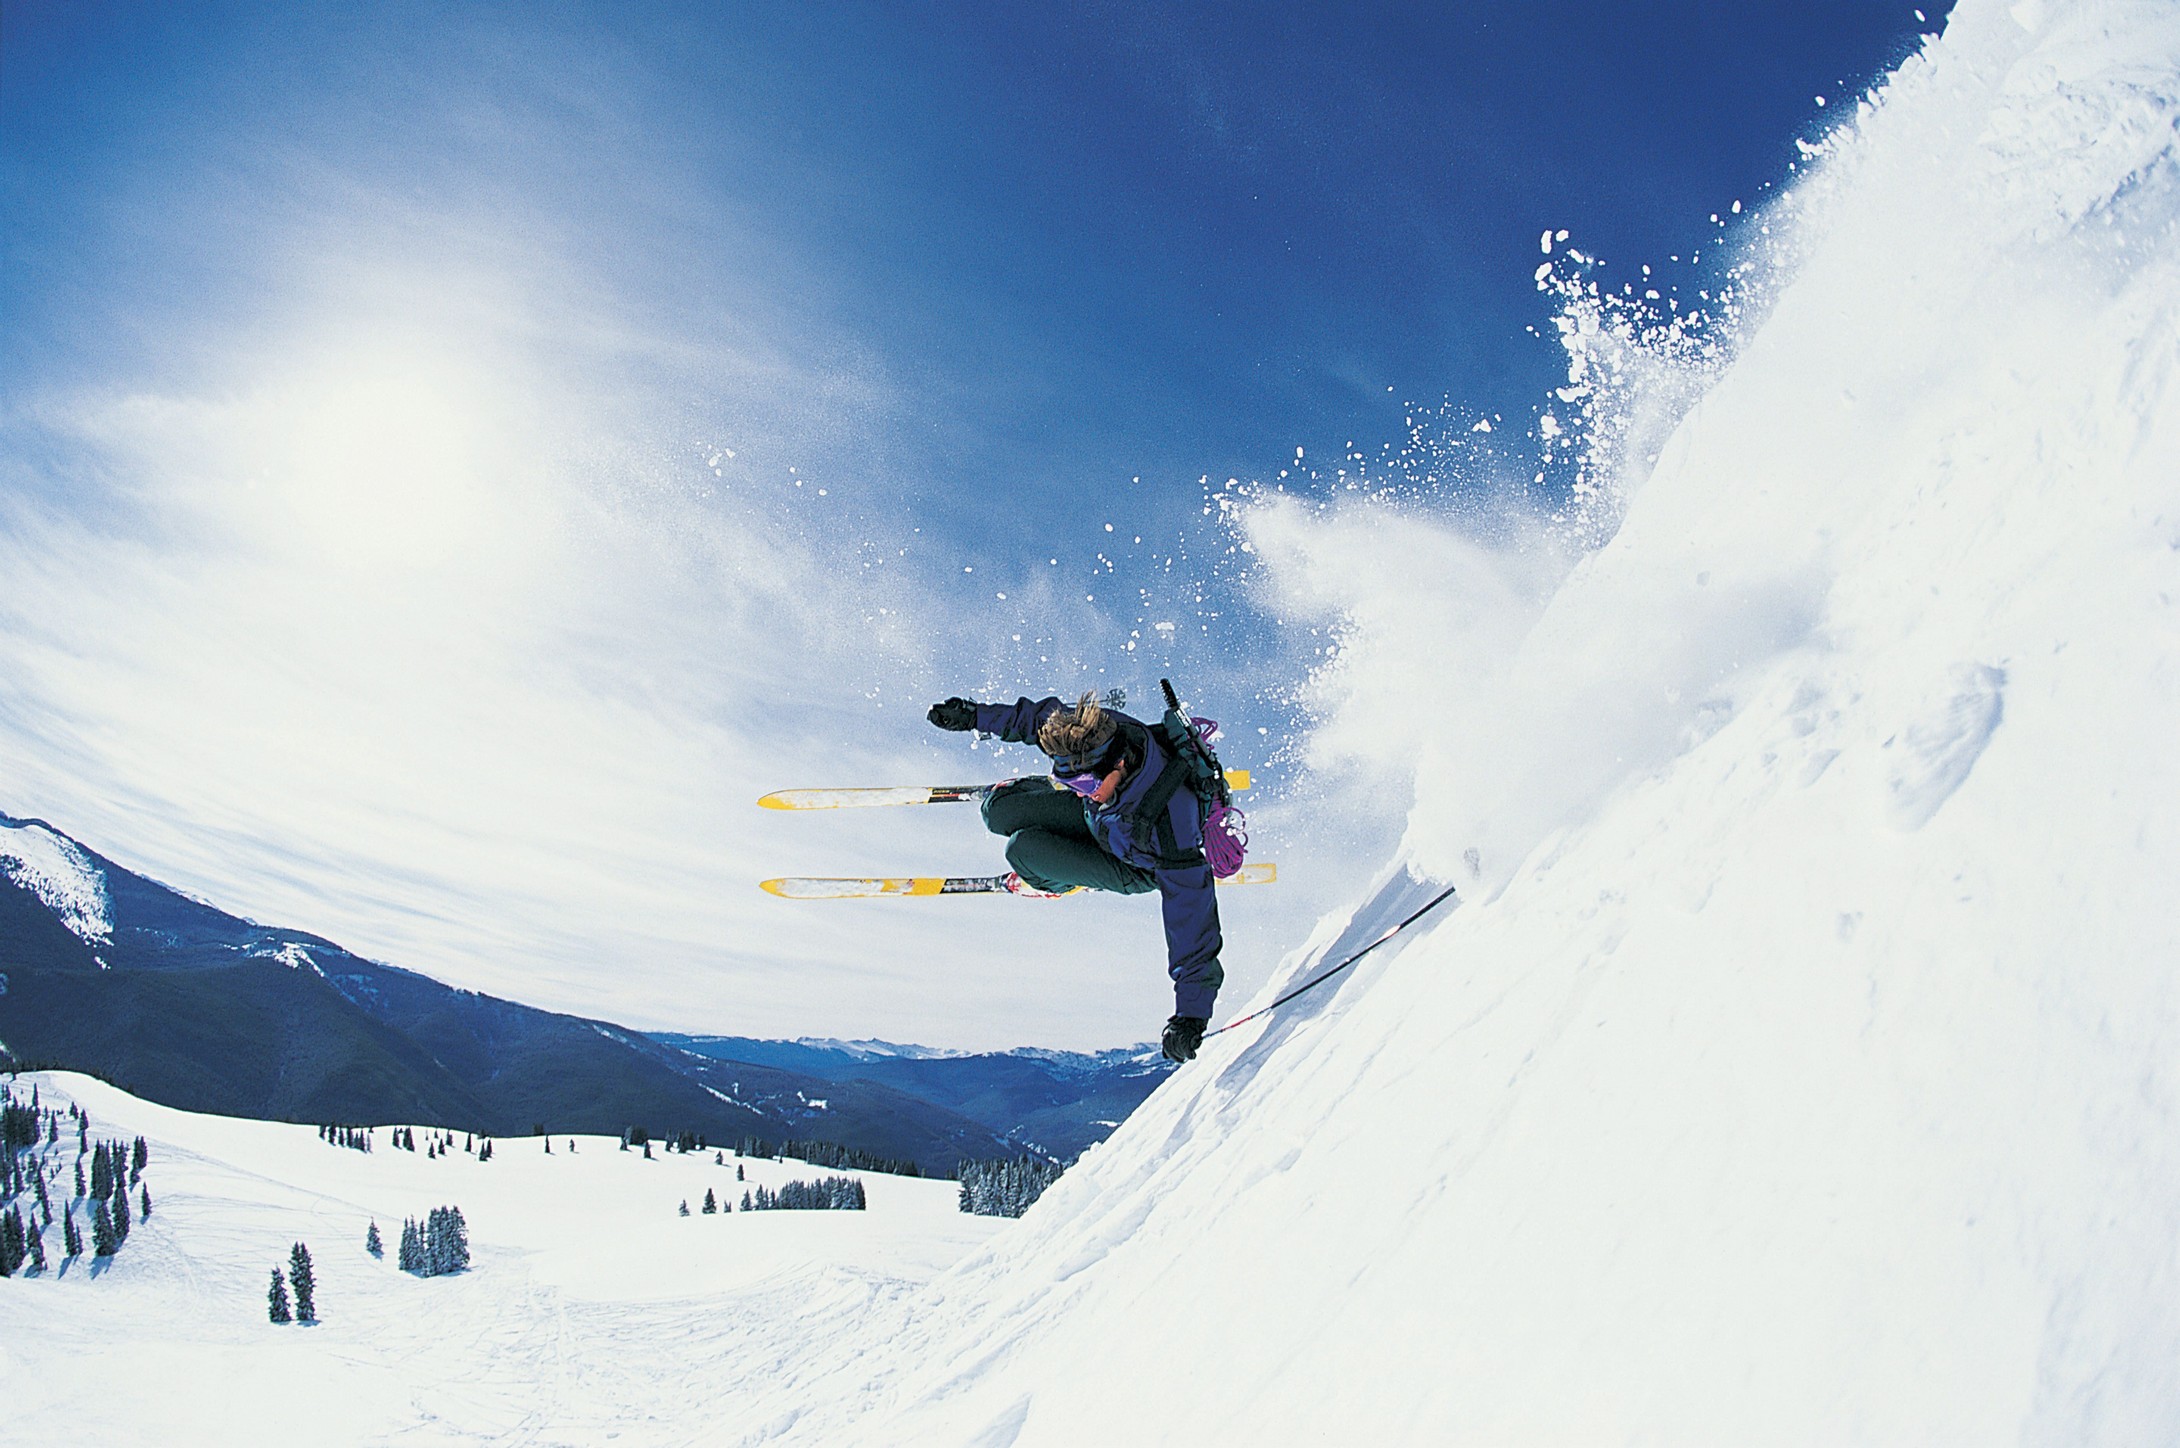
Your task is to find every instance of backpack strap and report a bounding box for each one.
[1126,719,1208,869]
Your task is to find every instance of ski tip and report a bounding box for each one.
[1224,768,1251,792]
[756,793,796,810]
[758,877,794,895]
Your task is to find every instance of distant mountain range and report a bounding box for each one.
[653,1035,1173,1164]
[0,811,1170,1173]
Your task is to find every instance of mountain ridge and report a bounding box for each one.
[0,810,1023,1170]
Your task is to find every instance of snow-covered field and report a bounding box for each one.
[0,1072,997,1445]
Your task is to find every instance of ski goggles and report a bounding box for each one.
[1055,770,1103,798]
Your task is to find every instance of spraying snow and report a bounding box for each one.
[726,3,2180,1440]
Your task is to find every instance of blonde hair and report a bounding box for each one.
[1038,690,1116,759]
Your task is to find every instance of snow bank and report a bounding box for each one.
[752,2,2180,1441]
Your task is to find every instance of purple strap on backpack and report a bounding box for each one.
[1204,801,1249,878]
[1189,717,1249,878]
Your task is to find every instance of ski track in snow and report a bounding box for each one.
[0,1073,1001,1447]
[1883,662,2007,829]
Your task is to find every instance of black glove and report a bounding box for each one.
[927,697,978,732]
[1161,1014,1207,1064]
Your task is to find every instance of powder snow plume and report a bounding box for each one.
[777,1,2180,1440]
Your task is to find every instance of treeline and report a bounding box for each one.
[382,1126,494,1161]
[610,1124,918,1178]
[741,1176,866,1212]
[734,1137,920,1179]
[0,1081,153,1273]
[957,1157,1063,1219]
[317,1123,373,1152]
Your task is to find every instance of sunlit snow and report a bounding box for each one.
[0,818,113,944]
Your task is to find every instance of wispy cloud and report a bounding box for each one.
[0,6,1433,1049]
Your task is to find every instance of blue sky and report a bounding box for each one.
[0,1,1948,1047]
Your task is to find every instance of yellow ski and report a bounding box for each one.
[760,862,1278,899]
[758,771,1251,811]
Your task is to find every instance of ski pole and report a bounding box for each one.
[1206,882,1461,1039]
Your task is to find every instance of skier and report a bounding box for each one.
[928,691,1221,1062]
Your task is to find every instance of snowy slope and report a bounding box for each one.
[0,1072,997,1446]
[0,816,112,945]
[729,3,2180,1442]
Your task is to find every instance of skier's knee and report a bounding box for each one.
[1004,832,1070,894]
[981,777,1040,836]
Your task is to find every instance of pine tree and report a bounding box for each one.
[90,1143,110,1200]
[289,1242,316,1323]
[702,1188,717,1214]
[133,1135,148,1181]
[268,1267,292,1323]
[422,1205,469,1273]
[27,1222,47,1274]
[737,1164,745,1181]
[140,1184,152,1220]
[741,1190,752,1211]
[113,1183,131,1245]
[63,1209,82,1257]
[92,1199,115,1256]
[399,1218,423,1273]
[366,1221,383,1258]
[479,1139,492,1163]
[74,1159,85,1197]
[0,1205,23,1275]
[678,1199,690,1217]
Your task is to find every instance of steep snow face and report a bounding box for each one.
[0,816,112,943]
[756,3,2180,1443]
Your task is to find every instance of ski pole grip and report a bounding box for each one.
[1161,678,1181,713]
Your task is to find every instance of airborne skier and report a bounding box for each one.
[926,689,1235,1062]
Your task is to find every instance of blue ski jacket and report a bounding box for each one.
[974,696,1224,1019]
